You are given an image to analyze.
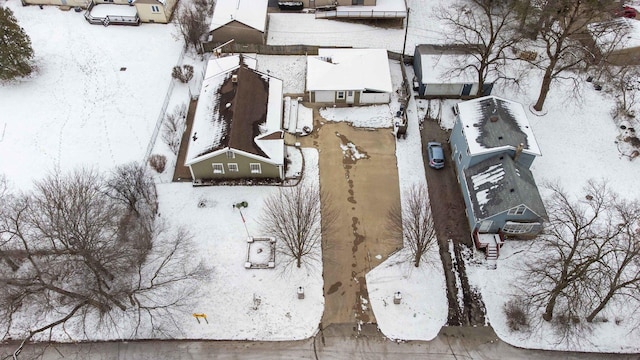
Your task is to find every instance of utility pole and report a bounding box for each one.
[401,8,410,58]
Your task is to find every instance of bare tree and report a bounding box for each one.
[175,3,209,52]
[0,169,209,356]
[434,0,523,96]
[259,181,335,269]
[105,162,158,220]
[387,183,437,268]
[161,104,187,155]
[515,0,621,111]
[523,180,621,322]
[585,198,640,322]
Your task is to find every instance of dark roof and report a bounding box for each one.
[465,154,547,221]
[474,97,529,150]
[214,66,269,157]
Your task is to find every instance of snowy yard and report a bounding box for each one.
[0,3,183,190]
[2,0,640,352]
[155,149,323,341]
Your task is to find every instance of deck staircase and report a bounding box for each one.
[486,243,499,261]
[485,243,499,269]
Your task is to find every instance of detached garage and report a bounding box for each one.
[413,45,493,99]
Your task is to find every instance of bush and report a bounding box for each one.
[148,154,167,173]
[171,65,194,83]
[503,299,529,332]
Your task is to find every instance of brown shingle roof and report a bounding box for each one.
[216,66,269,157]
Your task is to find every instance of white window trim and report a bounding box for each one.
[250,163,262,174]
[212,163,224,174]
[502,222,536,234]
[508,205,526,215]
[337,91,345,100]
[228,163,239,172]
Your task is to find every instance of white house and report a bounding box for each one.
[306,48,392,105]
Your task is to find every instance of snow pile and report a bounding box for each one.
[320,104,393,128]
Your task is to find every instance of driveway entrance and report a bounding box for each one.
[298,107,402,329]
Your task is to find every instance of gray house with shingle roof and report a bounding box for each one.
[449,96,547,258]
[185,55,285,184]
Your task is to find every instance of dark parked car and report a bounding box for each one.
[427,142,445,169]
[614,5,637,18]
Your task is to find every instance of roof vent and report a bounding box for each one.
[490,115,499,122]
[510,188,515,193]
[232,74,238,83]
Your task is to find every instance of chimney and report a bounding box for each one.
[513,143,524,162]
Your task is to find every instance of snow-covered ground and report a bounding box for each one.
[0,3,183,190]
[156,148,323,341]
[3,0,640,352]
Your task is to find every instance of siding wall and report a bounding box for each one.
[136,3,169,23]
[189,152,281,180]
[360,92,389,104]
[210,21,265,45]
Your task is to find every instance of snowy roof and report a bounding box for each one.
[457,96,541,157]
[588,18,640,53]
[209,0,268,32]
[465,155,547,221]
[306,48,393,93]
[333,0,406,12]
[185,55,283,166]
[415,45,479,84]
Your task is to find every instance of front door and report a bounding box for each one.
[461,83,473,96]
[478,220,492,233]
[346,90,355,104]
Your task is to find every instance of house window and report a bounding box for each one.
[347,90,354,97]
[250,163,262,174]
[337,91,345,100]
[508,205,526,215]
[212,163,224,174]
[227,151,235,159]
[151,5,160,12]
[502,222,535,234]
[228,163,239,172]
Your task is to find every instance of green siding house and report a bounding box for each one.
[185,55,285,184]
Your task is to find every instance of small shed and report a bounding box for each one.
[413,44,493,98]
[208,0,268,45]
